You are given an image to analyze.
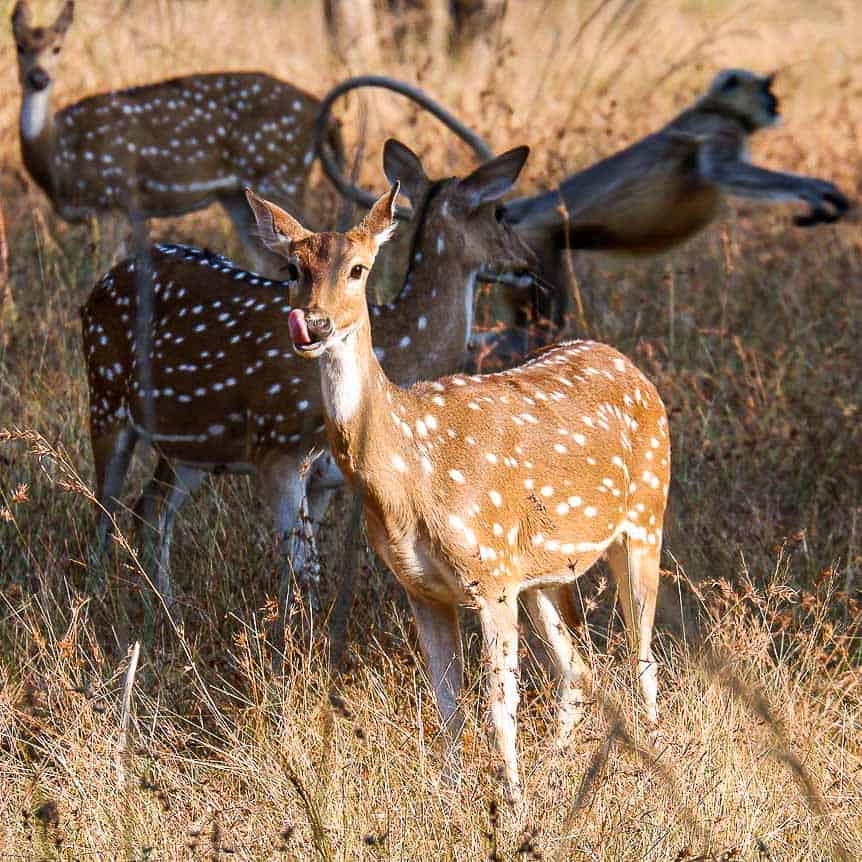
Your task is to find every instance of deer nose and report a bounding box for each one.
[27,67,50,91]
[305,311,334,340]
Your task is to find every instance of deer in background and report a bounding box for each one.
[12,1,497,269]
[324,0,506,68]
[11,0,342,266]
[247,183,670,802]
[81,140,534,635]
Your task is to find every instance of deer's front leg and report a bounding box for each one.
[478,592,521,804]
[407,594,464,787]
[259,453,321,651]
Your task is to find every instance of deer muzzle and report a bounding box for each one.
[288,308,333,357]
[27,67,50,91]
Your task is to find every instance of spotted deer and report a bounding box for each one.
[246,184,670,802]
[11,0,341,263]
[81,140,534,627]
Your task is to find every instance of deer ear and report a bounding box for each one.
[245,188,310,252]
[53,0,74,35]
[458,146,529,211]
[358,182,399,249]
[12,2,31,38]
[383,139,428,205]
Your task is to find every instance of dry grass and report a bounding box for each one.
[1,0,861,859]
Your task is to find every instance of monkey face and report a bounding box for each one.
[708,68,781,130]
[758,74,781,125]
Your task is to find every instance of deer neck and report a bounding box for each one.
[370,189,478,385]
[318,317,420,507]
[19,86,56,199]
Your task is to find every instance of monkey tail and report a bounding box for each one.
[312,75,493,217]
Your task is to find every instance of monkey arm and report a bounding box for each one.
[698,141,850,226]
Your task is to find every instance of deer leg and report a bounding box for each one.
[305,452,361,663]
[327,494,362,670]
[93,423,138,551]
[478,592,522,804]
[259,454,321,649]
[133,456,173,542]
[301,476,337,608]
[131,457,171,598]
[606,536,660,728]
[407,594,464,788]
[148,463,204,610]
[304,452,342,548]
[522,586,592,750]
[288,471,337,615]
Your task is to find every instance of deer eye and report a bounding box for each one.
[349,264,365,280]
[281,261,300,281]
[52,45,61,54]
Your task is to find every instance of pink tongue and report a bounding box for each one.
[288,309,312,346]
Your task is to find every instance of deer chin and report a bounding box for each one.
[291,324,358,359]
[292,339,328,359]
[288,308,328,358]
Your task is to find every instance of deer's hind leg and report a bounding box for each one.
[133,457,204,611]
[92,422,138,551]
[523,585,592,749]
[606,535,660,727]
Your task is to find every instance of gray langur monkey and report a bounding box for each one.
[504,69,851,328]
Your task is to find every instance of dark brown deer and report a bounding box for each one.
[12,0,342,266]
[81,141,534,628]
[13,1,496,260]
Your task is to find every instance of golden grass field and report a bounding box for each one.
[1,0,861,859]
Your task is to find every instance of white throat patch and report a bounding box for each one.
[322,332,363,425]
[463,270,478,350]
[21,88,51,140]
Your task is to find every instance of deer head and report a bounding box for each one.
[245,183,398,359]
[381,139,534,281]
[245,139,533,360]
[12,1,73,93]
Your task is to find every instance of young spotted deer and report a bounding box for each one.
[247,185,670,802]
[81,141,533,624]
[12,0,341,258]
